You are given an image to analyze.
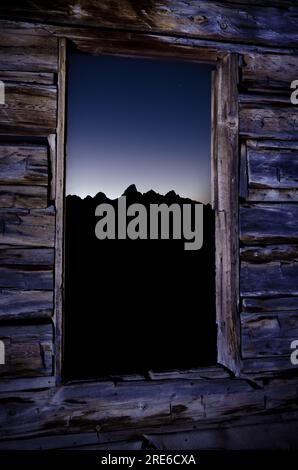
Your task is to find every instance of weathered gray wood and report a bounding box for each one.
[148,366,230,381]
[247,148,298,190]
[0,83,57,134]
[1,377,298,440]
[0,324,53,379]
[243,357,297,373]
[241,311,298,357]
[242,296,298,313]
[241,261,298,297]
[0,289,53,321]
[240,204,298,244]
[213,54,241,375]
[0,185,47,209]
[1,1,298,48]
[246,140,298,151]
[0,267,53,290]
[48,134,56,201]
[0,376,55,394]
[0,206,55,247]
[247,188,298,202]
[0,24,58,72]
[0,144,48,186]
[0,71,55,85]
[0,247,54,266]
[242,53,298,90]
[241,244,298,263]
[240,106,298,139]
[54,38,66,384]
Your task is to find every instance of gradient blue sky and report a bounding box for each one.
[66,53,214,203]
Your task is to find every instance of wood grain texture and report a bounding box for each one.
[1,1,298,47]
[0,207,55,247]
[242,296,298,313]
[240,106,298,139]
[240,204,298,244]
[0,71,55,85]
[0,144,48,186]
[0,289,53,321]
[241,310,298,358]
[0,185,47,209]
[241,244,298,263]
[0,24,58,72]
[0,267,53,290]
[0,84,57,135]
[213,53,241,375]
[0,324,53,379]
[242,53,298,90]
[241,261,298,297]
[0,247,54,266]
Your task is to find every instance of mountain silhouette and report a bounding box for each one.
[64,186,216,380]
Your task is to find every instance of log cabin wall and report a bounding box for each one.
[0,0,298,450]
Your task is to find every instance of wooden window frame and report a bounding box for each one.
[55,36,241,387]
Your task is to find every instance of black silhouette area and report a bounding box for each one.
[64,184,216,380]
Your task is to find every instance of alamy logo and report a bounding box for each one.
[0,80,5,105]
[95,196,203,250]
[290,80,298,105]
[0,340,5,365]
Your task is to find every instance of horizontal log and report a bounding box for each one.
[0,376,56,394]
[0,267,53,290]
[0,185,47,209]
[240,106,298,139]
[0,25,58,72]
[242,53,298,90]
[241,311,298,357]
[242,356,297,373]
[247,148,298,190]
[239,93,290,105]
[0,71,55,85]
[1,1,298,48]
[240,204,298,244]
[246,140,298,151]
[0,206,55,247]
[0,144,48,186]
[0,247,54,266]
[241,261,298,297]
[0,84,57,134]
[242,297,298,312]
[1,377,298,440]
[0,289,53,321]
[246,188,298,202]
[0,324,53,379]
[241,245,298,263]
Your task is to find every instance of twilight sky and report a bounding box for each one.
[66,53,214,203]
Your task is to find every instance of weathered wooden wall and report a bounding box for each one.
[0,0,298,450]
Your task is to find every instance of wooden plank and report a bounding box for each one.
[0,324,53,379]
[247,148,298,190]
[240,204,298,244]
[247,188,298,202]
[0,83,57,135]
[241,311,298,357]
[0,206,55,247]
[243,356,297,373]
[213,54,241,375]
[0,185,47,209]
[242,53,298,90]
[1,1,298,48]
[0,267,53,290]
[241,244,298,263]
[0,376,55,394]
[0,247,54,266]
[0,289,53,321]
[241,261,298,297]
[0,144,48,186]
[242,297,298,313]
[240,105,298,139]
[0,25,58,72]
[48,134,56,201]
[54,38,66,384]
[0,71,55,85]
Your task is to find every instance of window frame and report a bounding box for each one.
[54,37,241,386]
